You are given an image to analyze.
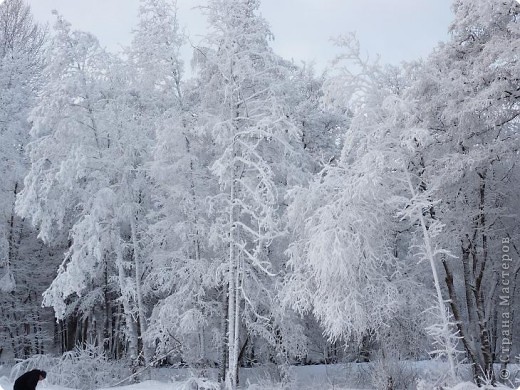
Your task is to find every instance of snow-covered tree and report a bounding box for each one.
[193,0,305,386]
[0,0,42,294]
[282,63,345,172]
[404,0,520,382]
[284,35,462,383]
[286,34,396,340]
[15,12,126,358]
[16,12,155,366]
[0,0,54,359]
[125,0,218,367]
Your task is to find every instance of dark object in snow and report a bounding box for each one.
[13,369,47,390]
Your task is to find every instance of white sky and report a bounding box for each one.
[24,0,454,71]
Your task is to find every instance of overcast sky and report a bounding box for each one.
[24,0,454,71]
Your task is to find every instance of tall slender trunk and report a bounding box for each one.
[225,141,241,390]
[219,285,229,383]
[183,120,208,362]
[130,214,150,370]
[442,259,480,371]
[103,256,111,355]
[8,181,19,267]
[116,244,139,364]
[475,170,493,381]
[226,194,239,389]
[226,258,238,390]
[443,171,494,385]
[233,255,241,387]
[113,304,124,359]
[461,237,484,379]
[405,171,457,380]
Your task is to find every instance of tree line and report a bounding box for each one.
[0,0,518,388]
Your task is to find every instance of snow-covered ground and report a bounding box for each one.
[0,362,518,390]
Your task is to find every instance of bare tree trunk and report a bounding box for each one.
[8,182,19,267]
[406,171,457,380]
[225,147,241,390]
[442,171,495,385]
[475,170,493,381]
[130,214,150,370]
[226,235,240,390]
[460,237,485,382]
[116,245,139,365]
[219,285,229,383]
[442,259,480,370]
[103,258,111,355]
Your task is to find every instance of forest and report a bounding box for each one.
[0,0,519,389]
